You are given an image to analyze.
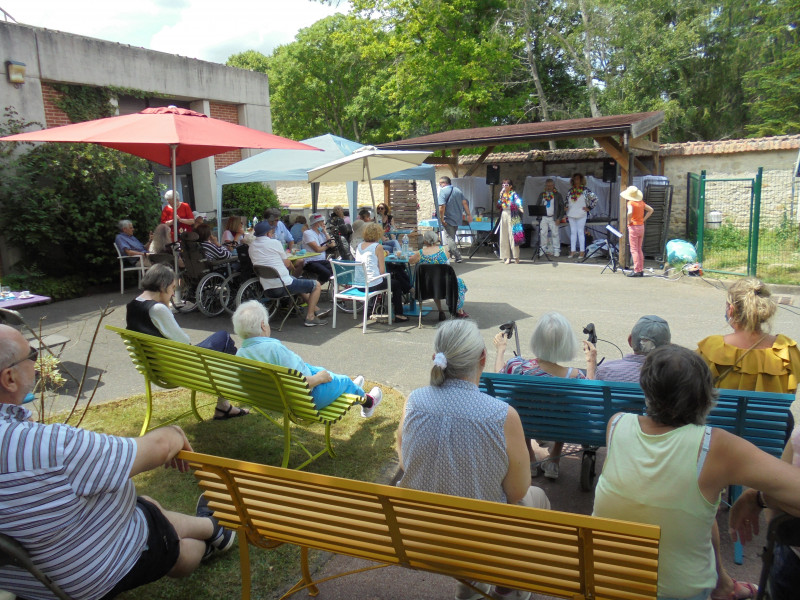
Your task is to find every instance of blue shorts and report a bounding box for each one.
[266,277,316,297]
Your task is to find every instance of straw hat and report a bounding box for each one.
[621,186,643,202]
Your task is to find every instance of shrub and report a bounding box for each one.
[221,182,278,221]
[0,143,162,284]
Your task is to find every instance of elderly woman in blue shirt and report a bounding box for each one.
[232,300,382,416]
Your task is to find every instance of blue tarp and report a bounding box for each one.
[215,133,436,222]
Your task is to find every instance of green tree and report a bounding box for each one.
[349,0,523,138]
[743,0,800,136]
[229,15,394,143]
[221,182,278,221]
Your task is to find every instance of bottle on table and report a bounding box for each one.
[402,234,409,257]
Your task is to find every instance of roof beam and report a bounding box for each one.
[464,146,495,177]
[629,136,660,152]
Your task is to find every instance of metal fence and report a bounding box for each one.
[688,168,800,284]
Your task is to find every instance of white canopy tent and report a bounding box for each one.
[215,133,437,223]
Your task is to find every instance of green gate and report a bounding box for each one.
[690,168,762,278]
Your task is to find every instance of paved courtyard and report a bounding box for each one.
[19,251,800,598]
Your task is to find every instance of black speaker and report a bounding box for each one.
[602,159,617,183]
[486,164,500,185]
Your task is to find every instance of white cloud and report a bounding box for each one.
[3,0,347,63]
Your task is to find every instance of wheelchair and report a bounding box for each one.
[156,234,245,317]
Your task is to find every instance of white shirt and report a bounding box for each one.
[249,236,292,288]
[302,227,328,262]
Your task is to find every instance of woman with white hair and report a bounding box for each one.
[232,301,382,414]
[160,189,195,240]
[398,319,549,600]
[493,311,597,480]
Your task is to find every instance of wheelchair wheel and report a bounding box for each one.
[223,272,245,314]
[197,272,230,317]
[235,277,263,308]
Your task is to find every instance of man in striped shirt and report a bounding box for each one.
[0,325,234,600]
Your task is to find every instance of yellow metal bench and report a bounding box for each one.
[181,450,660,600]
[107,326,362,469]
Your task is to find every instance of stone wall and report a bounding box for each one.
[664,154,797,234]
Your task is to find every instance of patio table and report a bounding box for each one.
[0,293,51,309]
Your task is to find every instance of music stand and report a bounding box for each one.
[527,205,551,262]
[602,224,623,274]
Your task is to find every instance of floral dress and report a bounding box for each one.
[417,248,467,310]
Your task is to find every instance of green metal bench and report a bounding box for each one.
[479,373,794,491]
[107,325,362,469]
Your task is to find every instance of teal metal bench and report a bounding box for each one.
[479,373,794,564]
[479,373,794,491]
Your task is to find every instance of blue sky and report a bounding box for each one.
[2,1,349,64]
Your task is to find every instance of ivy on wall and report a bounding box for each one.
[51,84,170,123]
[50,84,116,123]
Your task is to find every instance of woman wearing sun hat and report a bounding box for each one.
[623,185,654,278]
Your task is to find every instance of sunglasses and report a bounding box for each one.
[4,346,38,370]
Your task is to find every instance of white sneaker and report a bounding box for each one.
[543,461,559,480]
[361,387,382,418]
[353,375,365,389]
[455,581,492,600]
[491,586,532,600]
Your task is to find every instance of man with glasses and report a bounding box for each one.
[0,325,235,599]
[263,207,295,253]
[437,176,471,263]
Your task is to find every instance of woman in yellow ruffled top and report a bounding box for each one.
[697,277,800,393]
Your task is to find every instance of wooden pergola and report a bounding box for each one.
[378,111,665,263]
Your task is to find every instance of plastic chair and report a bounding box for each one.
[414,263,459,327]
[113,242,147,294]
[756,513,800,600]
[253,265,305,331]
[0,533,74,600]
[330,260,392,333]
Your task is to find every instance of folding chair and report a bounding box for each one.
[414,263,459,327]
[330,260,392,334]
[0,307,77,383]
[0,533,74,600]
[756,514,800,600]
[113,242,147,294]
[253,265,305,331]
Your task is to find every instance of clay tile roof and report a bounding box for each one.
[377,111,664,151]
[458,135,800,164]
[658,135,800,156]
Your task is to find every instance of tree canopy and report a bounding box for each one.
[229,0,799,144]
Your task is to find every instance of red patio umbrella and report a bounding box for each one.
[0,106,320,298]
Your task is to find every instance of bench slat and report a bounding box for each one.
[108,326,362,468]
[181,450,660,600]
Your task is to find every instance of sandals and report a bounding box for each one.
[394,314,409,322]
[213,405,250,420]
[710,580,758,600]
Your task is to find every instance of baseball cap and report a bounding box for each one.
[631,315,671,354]
[254,221,273,237]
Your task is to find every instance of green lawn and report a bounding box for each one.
[74,383,405,600]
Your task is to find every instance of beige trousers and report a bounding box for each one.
[498,210,520,260]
